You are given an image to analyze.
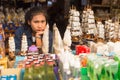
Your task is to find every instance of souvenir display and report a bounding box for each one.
[63,25,72,50]
[105,19,120,41]
[81,6,97,38]
[96,21,105,39]
[8,34,15,52]
[21,33,28,55]
[17,8,25,24]
[0,11,5,23]
[53,23,64,54]
[8,34,15,61]
[24,53,56,80]
[0,1,120,80]
[42,24,49,54]
[69,6,82,42]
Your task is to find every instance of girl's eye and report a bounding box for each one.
[40,20,46,23]
[34,21,39,23]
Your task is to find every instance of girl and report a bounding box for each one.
[14,6,53,54]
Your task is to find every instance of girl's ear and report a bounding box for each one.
[28,20,30,25]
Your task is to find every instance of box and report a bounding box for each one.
[1,68,22,80]
[8,60,15,68]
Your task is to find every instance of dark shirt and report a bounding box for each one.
[14,26,53,53]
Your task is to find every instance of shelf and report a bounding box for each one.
[111,5,120,9]
[94,13,111,20]
[92,4,110,8]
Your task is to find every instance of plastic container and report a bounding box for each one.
[9,74,17,80]
[1,75,9,80]
[81,67,90,80]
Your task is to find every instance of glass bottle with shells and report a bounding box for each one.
[21,33,28,55]
[17,8,25,24]
[0,11,5,23]
[69,5,82,44]
[81,5,97,41]
[8,34,15,60]
[96,19,105,42]
[104,19,119,42]
[5,8,13,24]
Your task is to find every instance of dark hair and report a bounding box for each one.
[24,6,48,29]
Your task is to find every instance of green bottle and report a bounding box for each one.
[24,67,33,80]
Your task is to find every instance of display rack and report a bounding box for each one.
[91,3,111,20]
[90,0,120,21]
[110,0,120,17]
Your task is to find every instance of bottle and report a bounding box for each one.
[0,34,5,58]
[53,63,60,80]
[24,67,33,80]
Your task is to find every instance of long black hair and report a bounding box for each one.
[24,6,48,30]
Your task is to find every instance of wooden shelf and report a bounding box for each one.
[92,4,110,8]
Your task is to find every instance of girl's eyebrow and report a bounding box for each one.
[33,20,46,22]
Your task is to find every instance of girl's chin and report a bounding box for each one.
[36,30,44,32]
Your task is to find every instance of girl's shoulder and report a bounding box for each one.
[15,26,25,34]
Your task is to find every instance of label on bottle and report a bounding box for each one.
[9,74,17,80]
[1,75,9,80]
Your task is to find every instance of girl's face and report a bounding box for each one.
[28,14,46,34]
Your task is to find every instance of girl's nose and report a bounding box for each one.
[38,23,42,28]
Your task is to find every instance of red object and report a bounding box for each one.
[47,60,54,66]
[27,55,33,59]
[35,63,40,67]
[76,45,90,55]
[34,61,40,67]
[40,60,45,66]
[25,62,31,68]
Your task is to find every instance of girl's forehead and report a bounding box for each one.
[32,14,45,18]
[31,13,46,19]
[33,13,45,16]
